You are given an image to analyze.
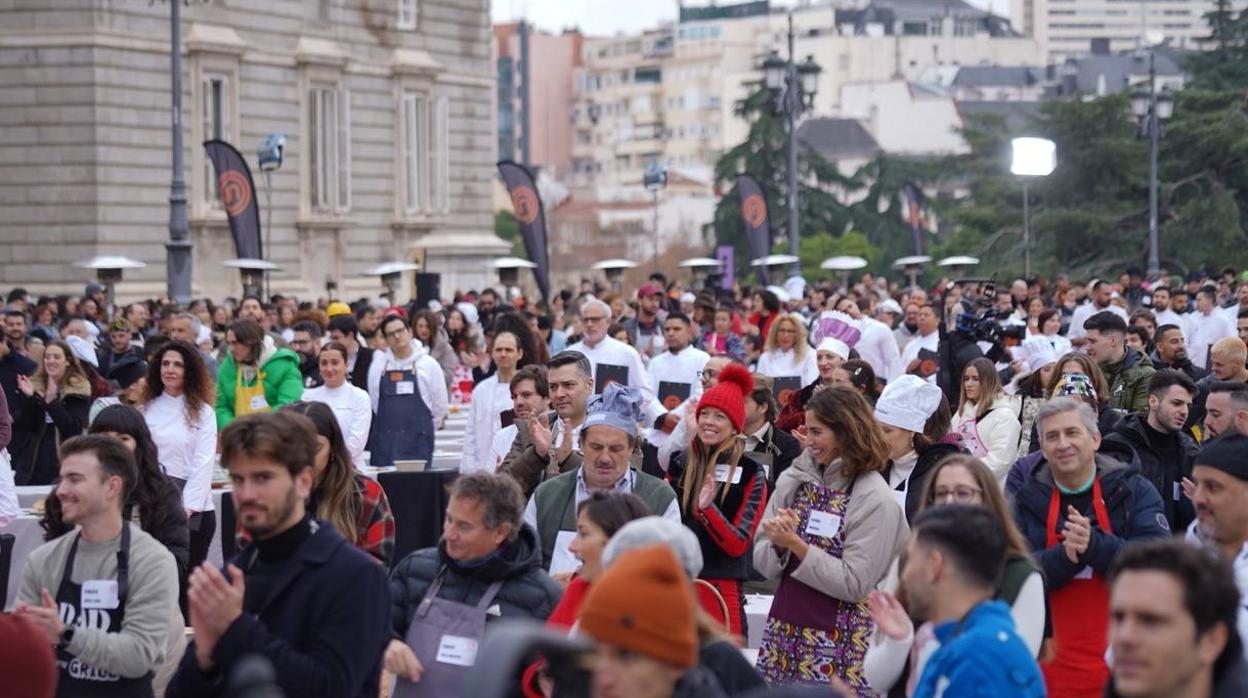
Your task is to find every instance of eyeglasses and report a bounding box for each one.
[698,368,720,380]
[931,486,983,504]
[384,327,409,339]
[583,315,607,324]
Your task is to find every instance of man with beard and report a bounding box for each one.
[1184,434,1248,659]
[167,412,390,698]
[500,351,594,497]
[5,309,44,363]
[1203,382,1248,442]
[289,321,324,389]
[1104,370,1200,532]
[16,435,179,697]
[1153,324,1207,382]
[1192,339,1248,437]
[490,365,550,469]
[894,301,922,353]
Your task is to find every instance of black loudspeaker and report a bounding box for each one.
[415,272,441,309]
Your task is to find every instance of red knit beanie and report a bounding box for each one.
[696,362,754,433]
[0,614,57,698]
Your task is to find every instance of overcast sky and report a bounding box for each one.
[490,0,1012,35]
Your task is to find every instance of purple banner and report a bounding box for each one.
[716,245,734,291]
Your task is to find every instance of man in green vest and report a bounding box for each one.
[522,383,680,574]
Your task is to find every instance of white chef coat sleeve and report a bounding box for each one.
[185,405,218,513]
[348,388,372,469]
[367,356,384,413]
[800,350,819,385]
[418,356,449,424]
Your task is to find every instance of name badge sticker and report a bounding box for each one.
[713,463,743,484]
[396,381,415,396]
[249,395,269,411]
[805,510,842,539]
[81,580,120,610]
[435,635,478,667]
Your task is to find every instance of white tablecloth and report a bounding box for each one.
[744,594,772,649]
[3,514,46,611]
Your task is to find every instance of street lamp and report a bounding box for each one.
[1010,137,1057,277]
[643,163,668,272]
[760,14,820,278]
[76,257,147,322]
[165,0,194,306]
[1130,52,1174,280]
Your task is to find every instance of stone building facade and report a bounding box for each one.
[0,0,506,303]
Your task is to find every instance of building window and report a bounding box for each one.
[397,0,417,30]
[308,84,351,214]
[401,93,449,215]
[201,74,230,208]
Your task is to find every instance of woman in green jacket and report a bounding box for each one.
[215,319,303,428]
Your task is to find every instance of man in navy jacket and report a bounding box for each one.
[168,411,390,698]
[1012,398,1170,697]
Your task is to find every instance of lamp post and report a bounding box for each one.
[166,0,192,305]
[1010,137,1057,277]
[762,14,821,278]
[1130,54,1174,281]
[643,164,668,272]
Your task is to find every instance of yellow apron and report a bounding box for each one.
[234,366,270,417]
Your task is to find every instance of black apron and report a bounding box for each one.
[371,367,435,466]
[54,524,154,698]
[393,566,503,698]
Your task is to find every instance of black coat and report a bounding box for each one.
[748,423,803,486]
[12,390,89,485]
[349,346,375,393]
[167,522,392,698]
[389,524,562,638]
[0,347,36,455]
[1102,412,1199,532]
[888,442,964,523]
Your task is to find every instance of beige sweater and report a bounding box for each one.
[753,451,909,602]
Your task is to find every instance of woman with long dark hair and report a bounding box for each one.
[141,341,218,576]
[13,339,91,485]
[411,308,459,387]
[755,386,907,692]
[950,357,1021,483]
[278,401,395,565]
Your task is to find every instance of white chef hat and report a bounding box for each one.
[874,374,943,434]
[815,337,850,361]
[1021,336,1059,374]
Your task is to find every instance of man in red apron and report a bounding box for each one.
[1011,398,1170,698]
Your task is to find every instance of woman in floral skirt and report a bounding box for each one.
[753,386,908,693]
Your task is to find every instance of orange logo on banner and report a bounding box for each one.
[511,186,540,225]
[742,193,767,229]
[778,387,796,405]
[218,171,251,217]
[663,395,683,411]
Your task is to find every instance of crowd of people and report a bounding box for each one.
[3,264,1248,697]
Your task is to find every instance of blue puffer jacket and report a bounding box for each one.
[388,523,562,638]
[1011,453,1170,590]
[912,601,1045,698]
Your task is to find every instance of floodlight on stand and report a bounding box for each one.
[592,258,638,292]
[364,262,421,304]
[1010,138,1056,177]
[490,257,538,289]
[223,258,279,300]
[256,134,286,172]
[76,256,146,322]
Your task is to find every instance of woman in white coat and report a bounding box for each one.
[303,341,373,469]
[755,313,818,388]
[950,357,1020,483]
